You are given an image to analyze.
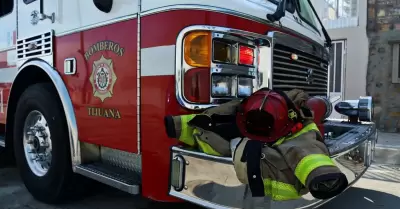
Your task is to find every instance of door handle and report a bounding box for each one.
[30,10,55,25]
[64,58,77,75]
[39,12,55,23]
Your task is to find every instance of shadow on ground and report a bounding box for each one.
[362,164,400,183]
[0,167,203,209]
[62,184,204,209]
[320,187,400,209]
[1,165,400,209]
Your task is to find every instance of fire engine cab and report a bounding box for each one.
[0,0,377,208]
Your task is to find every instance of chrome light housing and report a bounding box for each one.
[334,96,374,122]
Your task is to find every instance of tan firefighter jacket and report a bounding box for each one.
[233,120,348,201]
[164,99,242,157]
[164,89,348,201]
[165,113,232,156]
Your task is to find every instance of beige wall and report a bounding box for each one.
[326,0,369,100]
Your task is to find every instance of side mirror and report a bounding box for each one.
[286,0,296,13]
[93,0,113,13]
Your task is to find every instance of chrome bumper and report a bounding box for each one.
[168,120,377,209]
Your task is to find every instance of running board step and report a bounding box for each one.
[75,162,141,194]
[0,135,5,147]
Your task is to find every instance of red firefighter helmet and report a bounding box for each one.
[236,88,301,143]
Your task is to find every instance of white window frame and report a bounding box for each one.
[328,40,346,94]
[392,43,400,83]
[315,0,359,29]
[323,0,359,19]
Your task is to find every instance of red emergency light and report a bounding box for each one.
[183,67,210,104]
[239,45,254,66]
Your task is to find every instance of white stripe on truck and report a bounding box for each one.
[0,67,17,83]
[141,45,175,77]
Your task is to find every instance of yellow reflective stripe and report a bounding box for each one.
[295,154,336,185]
[178,115,196,146]
[273,123,320,146]
[273,137,286,146]
[263,179,301,201]
[196,140,222,156]
[285,123,319,141]
[193,129,222,156]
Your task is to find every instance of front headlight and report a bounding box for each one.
[211,75,233,97]
[211,75,254,98]
[238,77,253,97]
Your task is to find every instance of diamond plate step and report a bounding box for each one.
[75,162,141,194]
[0,135,5,147]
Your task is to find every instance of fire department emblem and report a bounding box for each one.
[90,55,117,102]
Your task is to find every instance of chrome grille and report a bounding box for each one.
[272,44,328,96]
[17,30,53,60]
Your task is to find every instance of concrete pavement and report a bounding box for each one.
[374,131,400,165]
[320,130,400,209]
[1,164,399,209]
[0,131,399,209]
[0,167,202,209]
[320,164,400,209]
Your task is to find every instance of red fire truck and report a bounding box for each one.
[0,0,377,208]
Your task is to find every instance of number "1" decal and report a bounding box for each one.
[0,89,3,114]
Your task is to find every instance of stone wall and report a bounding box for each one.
[367,0,400,132]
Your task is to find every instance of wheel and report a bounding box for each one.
[13,83,79,203]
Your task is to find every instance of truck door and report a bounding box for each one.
[328,40,346,119]
[17,0,57,38]
[56,0,140,153]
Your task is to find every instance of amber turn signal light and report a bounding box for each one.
[184,31,211,67]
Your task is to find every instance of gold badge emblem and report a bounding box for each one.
[90,55,117,102]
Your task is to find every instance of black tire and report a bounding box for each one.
[0,147,9,167]
[13,83,81,204]
[0,147,14,168]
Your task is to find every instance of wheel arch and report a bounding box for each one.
[6,59,81,167]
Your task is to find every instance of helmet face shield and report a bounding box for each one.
[245,110,274,137]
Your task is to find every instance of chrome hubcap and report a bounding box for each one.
[23,110,52,177]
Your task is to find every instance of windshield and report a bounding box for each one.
[297,0,319,31]
[269,0,320,32]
